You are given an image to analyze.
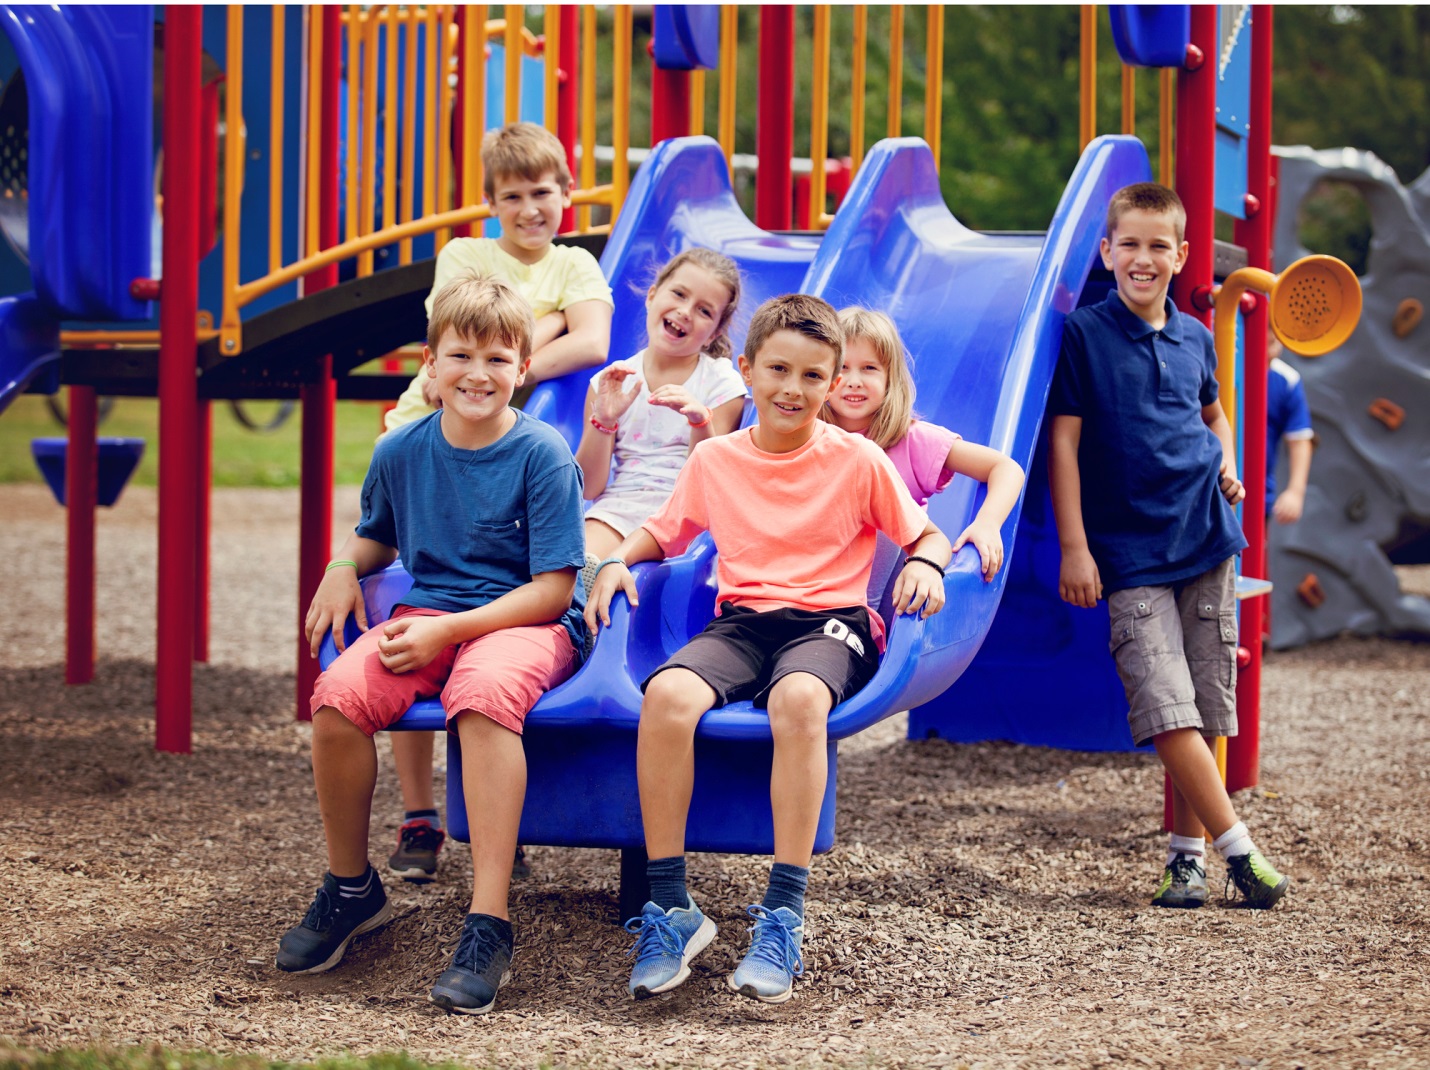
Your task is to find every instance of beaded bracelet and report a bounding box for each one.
[590,415,618,435]
[325,559,358,573]
[903,554,946,577]
[686,408,712,429]
[594,556,628,578]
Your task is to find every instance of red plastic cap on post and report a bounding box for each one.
[1239,290,1260,315]
[1191,285,1216,312]
[130,278,161,301]
[1243,192,1262,217]
[1184,43,1205,70]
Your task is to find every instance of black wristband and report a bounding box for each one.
[904,554,946,577]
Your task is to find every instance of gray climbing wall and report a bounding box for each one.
[1269,146,1430,647]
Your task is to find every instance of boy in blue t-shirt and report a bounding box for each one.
[275,274,588,1014]
[1049,182,1290,911]
[1266,336,1315,524]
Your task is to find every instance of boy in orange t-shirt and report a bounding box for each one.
[585,294,951,1005]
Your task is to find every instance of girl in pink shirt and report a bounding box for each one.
[823,307,1024,581]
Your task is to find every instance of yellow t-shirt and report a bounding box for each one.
[386,238,613,431]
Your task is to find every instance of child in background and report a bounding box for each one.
[383,123,613,885]
[575,249,747,588]
[279,274,588,1014]
[1266,335,1315,524]
[823,307,1024,582]
[586,294,951,1004]
[1049,181,1289,910]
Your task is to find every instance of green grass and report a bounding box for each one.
[0,1049,520,1070]
[0,394,387,487]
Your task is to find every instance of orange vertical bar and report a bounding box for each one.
[611,6,631,222]
[578,4,596,231]
[808,6,830,230]
[1159,67,1174,186]
[424,6,438,226]
[1121,63,1135,135]
[924,4,943,171]
[399,2,417,263]
[269,5,285,273]
[689,68,705,136]
[504,4,522,125]
[544,5,560,133]
[887,6,903,139]
[850,5,866,174]
[345,6,361,243]
[358,7,379,275]
[1079,4,1096,150]
[437,7,455,249]
[461,4,484,210]
[306,8,323,258]
[383,6,399,243]
[718,5,738,172]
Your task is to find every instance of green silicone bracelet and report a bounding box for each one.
[325,559,358,572]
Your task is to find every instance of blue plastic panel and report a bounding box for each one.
[31,436,146,508]
[1214,5,1252,219]
[653,5,720,71]
[0,5,153,320]
[0,290,57,414]
[1108,4,1190,68]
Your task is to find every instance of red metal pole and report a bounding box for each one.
[65,385,98,685]
[650,61,691,147]
[193,398,212,662]
[296,6,341,720]
[558,5,579,232]
[1228,5,1273,794]
[1165,5,1218,826]
[156,5,204,754]
[755,6,794,230]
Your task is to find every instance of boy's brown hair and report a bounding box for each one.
[743,293,843,372]
[426,272,535,359]
[481,122,572,200]
[1105,182,1187,242]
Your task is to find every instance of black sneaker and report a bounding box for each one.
[1225,849,1289,909]
[431,914,514,1014]
[1151,853,1208,909]
[512,844,531,881]
[388,818,446,883]
[276,870,392,973]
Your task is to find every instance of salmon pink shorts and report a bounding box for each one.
[310,605,577,736]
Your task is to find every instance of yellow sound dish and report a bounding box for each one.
[1270,254,1362,356]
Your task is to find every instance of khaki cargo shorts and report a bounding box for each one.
[1107,558,1238,746]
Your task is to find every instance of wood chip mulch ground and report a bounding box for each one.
[1,485,1427,1069]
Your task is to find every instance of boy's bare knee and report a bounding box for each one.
[642,669,715,728]
[767,673,833,737]
[313,705,365,741]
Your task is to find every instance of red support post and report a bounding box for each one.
[650,63,691,147]
[65,385,98,685]
[1228,5,1274,794]
[755,6,795,231]
[156,5,204,754]
[296,6,342,720]
[558,5,579,232]
[193,399,212,662]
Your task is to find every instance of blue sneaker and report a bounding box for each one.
[275,871,392,974]
[729,904,805,1003]
[624,897,717,999]
[430,914,513,1015]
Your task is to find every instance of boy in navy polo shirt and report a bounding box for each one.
[1048,182,1290,911]
[1266,335,1315,524]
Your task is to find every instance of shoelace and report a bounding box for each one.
[301,885,337,931]
[452,921,508,975]
[743,905,805,977]
[1224,853,1266,902]
[398,822,445,852]
[1167,853,1203,886]
[624,909,687,962]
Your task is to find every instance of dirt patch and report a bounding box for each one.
[1,485,1427,1068]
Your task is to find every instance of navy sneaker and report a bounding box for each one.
[1151,853,1209,909]
[276,871,392,974]
[387,818,445,884]
[729,905,805,1003]
[625,897,717,999]
[431,913,514,1014]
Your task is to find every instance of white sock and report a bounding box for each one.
[1167,834,1206,866]
[1212,821,1256,861]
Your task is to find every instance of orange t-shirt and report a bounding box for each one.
[641,422,930,648]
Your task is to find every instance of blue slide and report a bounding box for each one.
[326,134,1154,852]
[0,292,59,415]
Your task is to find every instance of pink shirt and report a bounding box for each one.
[875,420,961,508]
[642,422,930,648]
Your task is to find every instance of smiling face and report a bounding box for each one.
[826,336,888,432]
[739,329,841,453]
[1100,207,1189,325]
[490,169,570,264]
[424,327,529,446]
[645,262,733,362]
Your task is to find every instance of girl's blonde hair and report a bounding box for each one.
[649,248,742,362]
[825,307,916,449]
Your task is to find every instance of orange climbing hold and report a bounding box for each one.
[1392,297,1422,339]
[1368,397,1405,431]
[1297,573,1326,608]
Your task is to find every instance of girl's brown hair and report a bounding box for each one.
[823,307,916,450]
[649,248,742,362]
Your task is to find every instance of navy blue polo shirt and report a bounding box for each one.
[1049,291,1246,592]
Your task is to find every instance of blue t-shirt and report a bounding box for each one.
[1049,291,1247,592]
[357,408,589,657]
[1266,356,1313,501]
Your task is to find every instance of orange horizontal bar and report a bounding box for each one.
[62,328,221,348]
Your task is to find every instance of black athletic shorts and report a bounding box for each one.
[641,602,880,709]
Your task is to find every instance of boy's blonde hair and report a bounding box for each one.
[426,272,535,359]
[822,307,916,449]
[1106,182,1187,242]
[743,293,842,372]
[650,248,743,362]
[482,122,572,200]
